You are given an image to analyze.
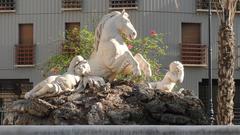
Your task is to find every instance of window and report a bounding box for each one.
[65,22,80,33]
[181,23,207,66]
[196,0,240,12]
[62,22,80,55]
[109,0,138,10]
[62,0,82,10]
[0,0,15,12]
[15,24,35,66]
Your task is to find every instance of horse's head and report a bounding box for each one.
[115,10,137,40]
[93,10,137,52]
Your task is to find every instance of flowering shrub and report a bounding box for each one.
[123,30,167,81]
[43,28,167,81]
[42,27,94,77]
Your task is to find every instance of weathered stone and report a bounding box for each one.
[8,99,56,117]
[166,103,186,115]
[67,92,83,101]
[179,89,194,97]
[145,101,166,114]
[88,102,109,125]
[107,110,131,124]
[3,81,208,125]
[3,112,51,125]
[160,114,191,124]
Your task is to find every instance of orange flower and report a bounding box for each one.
[149,30,157,37]
[50,67,60,74]
[127,44,133,50]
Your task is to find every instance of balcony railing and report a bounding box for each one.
[15,44,36,67]
[109,0,138,10]
[62,0,82,10]
[181,43,207,66]
[234,108,240,125]
[196,0,240,12]
[0,0,15,12]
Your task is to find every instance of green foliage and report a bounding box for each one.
[43,28,167,82]
[63,27,94,59]
[42,27,94,77]
[123,30,168,81]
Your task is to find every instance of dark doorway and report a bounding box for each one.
[199,79,240,124]
[0,99,3,125]
[0,79,33,124]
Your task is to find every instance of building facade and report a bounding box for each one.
[0,0,240,124]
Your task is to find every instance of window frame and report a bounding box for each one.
[109,0,138,10]
[61,0,82,11]
[0,0,16,13]
[15,23,36,67]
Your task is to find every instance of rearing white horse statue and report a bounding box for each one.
[88,10,152,81]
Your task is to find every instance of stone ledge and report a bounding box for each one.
[0,125,240,135]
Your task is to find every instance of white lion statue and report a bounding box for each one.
[24,55,91,99]
[148,61,184,92]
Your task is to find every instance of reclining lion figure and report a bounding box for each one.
[148,61,184,92]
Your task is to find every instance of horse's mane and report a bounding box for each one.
[93,11,121,53]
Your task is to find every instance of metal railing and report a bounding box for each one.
[62,0,82,9]
[15,44,36,66]
[0,0,15,11]
[181,43,207,66]
[234,108,240,125]
[109,0,138,9]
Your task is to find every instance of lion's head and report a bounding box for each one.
[169,61,184,83]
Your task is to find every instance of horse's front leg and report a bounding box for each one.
[120,51,141,76]
[134,53,152,78]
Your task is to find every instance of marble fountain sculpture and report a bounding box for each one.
[3,10,208,125]
[87,10,152,81]
[24,55,92,99]
[148,61,184,92]
[25,10,151,99]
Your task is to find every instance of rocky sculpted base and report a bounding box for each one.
[4,81,208,125]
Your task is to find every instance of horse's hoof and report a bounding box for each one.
[24,92,31,99]
[134,69,141,76]
[146,70,152,77]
